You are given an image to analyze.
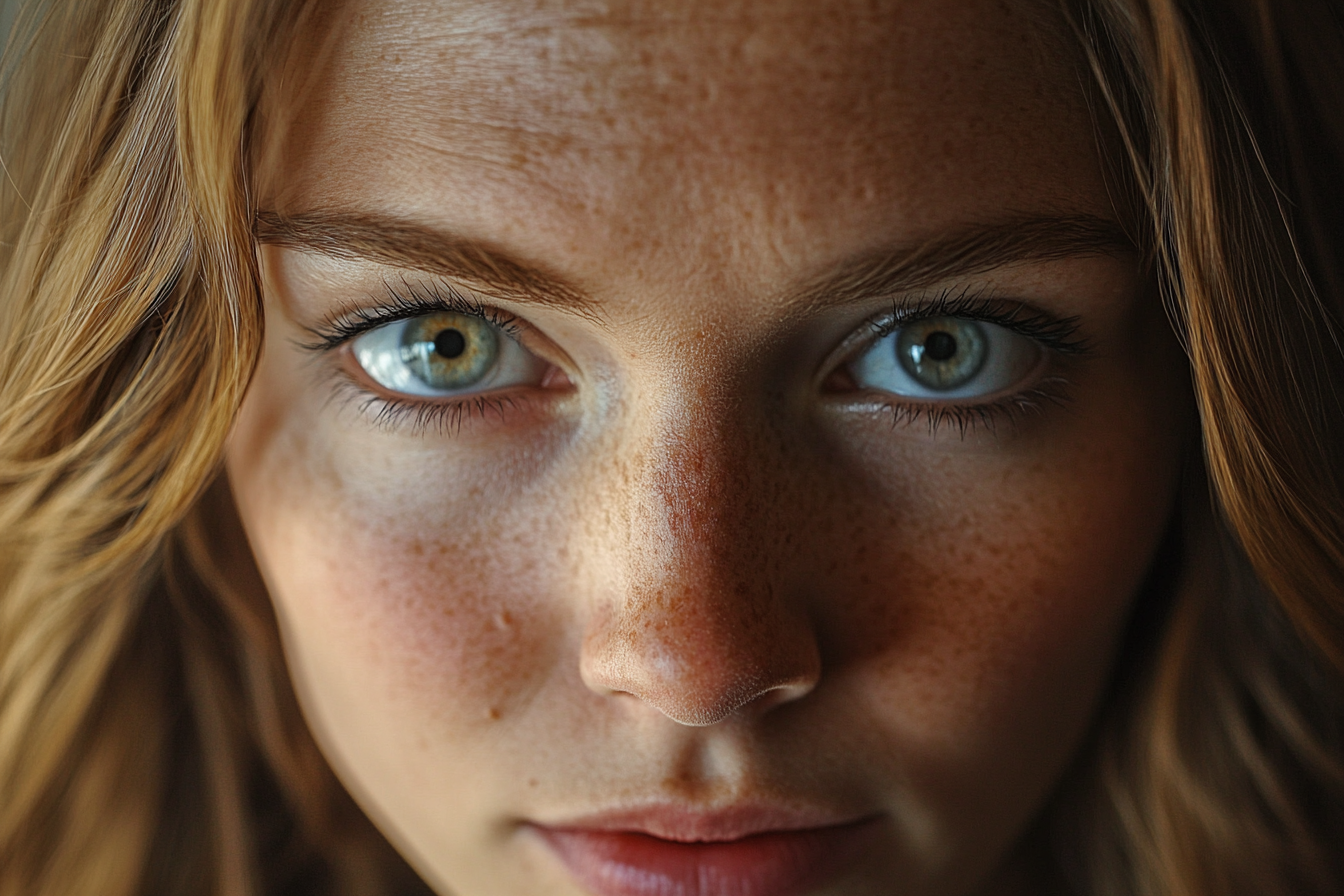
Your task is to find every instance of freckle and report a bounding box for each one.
[528,779,538,788]
[486,706,501,720]
[410,540,424,556]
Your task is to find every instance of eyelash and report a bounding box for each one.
[848,287,1089,436]
[347,388,524,435]
[303,281,524,350]
[868,287,1088,353]
[303,281,534,435]
[865,377,1074,437]
[304,284,1088,437]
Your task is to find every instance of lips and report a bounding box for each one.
[533,807,881,896]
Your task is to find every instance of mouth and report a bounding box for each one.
[531,805,883,896]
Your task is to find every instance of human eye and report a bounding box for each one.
[850,316,1039,400]
[352,310,548,397]
[303,284,558,431]
[835,293,1088,431]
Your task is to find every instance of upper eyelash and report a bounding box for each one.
[868,286,1091,356]
[299,280,523,353]
[304,282,1085,438]
[844,286,1088,437]
[304,282,1086,358]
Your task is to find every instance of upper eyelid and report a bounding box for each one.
[862,289,1091,355]
[299,282,1090,377]
[298,281,525,353]
[814,289,1090,394]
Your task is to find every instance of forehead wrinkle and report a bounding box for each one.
[307,0,1091,168]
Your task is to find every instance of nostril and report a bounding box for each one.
[597,670,817,727]
[580,617,822,727]
[647,674,817,727]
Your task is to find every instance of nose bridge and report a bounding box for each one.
[580,387,821,726]
[645,400,752,583]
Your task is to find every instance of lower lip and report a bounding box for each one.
[536,818,880,896]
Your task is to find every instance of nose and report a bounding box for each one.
[579,401,822,727]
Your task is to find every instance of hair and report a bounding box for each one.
[0,0,1341,894]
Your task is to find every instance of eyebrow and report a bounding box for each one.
[254,209,601,319]
[790,213,1138,312]
[255,209,1135,317]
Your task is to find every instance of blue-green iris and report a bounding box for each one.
[399,312,499,391]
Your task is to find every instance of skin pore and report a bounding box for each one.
[226,1,1190,894]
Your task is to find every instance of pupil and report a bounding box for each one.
[434,328,466,359]
[924,330,957,362]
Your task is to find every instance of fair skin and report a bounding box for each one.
[227,1,1189,894]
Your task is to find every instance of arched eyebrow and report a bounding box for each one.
[256,209,1135,316]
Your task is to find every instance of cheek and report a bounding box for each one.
[270,494,564,723]
[815,401,1180,833]
[228,379,575,755]
[837,455,1155,703]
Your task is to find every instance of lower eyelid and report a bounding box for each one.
[327,373,549,436]
[862,374,1076,435]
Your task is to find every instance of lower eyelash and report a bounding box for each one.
[871,376,1074,438]
[337,380,1075,439]
[371,395,521,435]
[328,377,523,436]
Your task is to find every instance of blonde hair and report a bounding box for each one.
[0,0,1340,894]
[0,1,415,892]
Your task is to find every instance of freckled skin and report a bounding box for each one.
[227,1,1190,895]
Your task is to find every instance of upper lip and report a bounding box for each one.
[532,802,878,843]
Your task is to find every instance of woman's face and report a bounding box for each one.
[227,1,1188,893]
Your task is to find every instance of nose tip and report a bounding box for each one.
[581,603,822,726]
[578,394,822,726]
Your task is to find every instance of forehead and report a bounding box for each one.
[267,0,1101,286]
